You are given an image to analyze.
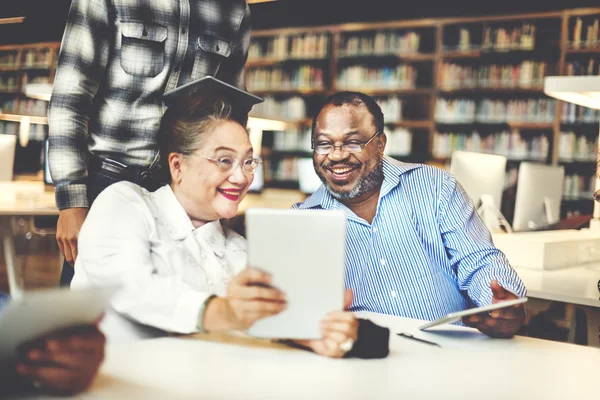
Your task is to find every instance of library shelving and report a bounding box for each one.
[246,8,600,218]
[0,42,59,174]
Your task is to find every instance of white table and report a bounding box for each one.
[13,312,600,399]
[514,264,600,347]
[0,181,58,298]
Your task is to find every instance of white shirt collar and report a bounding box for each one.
[149,185,227,256]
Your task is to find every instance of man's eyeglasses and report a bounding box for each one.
[312,131,382,155]
[202,155,261,174]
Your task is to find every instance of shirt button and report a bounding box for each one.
[182,28,187,34]
[373,227,378,233]
[391,290,397,298]
[381,259,386,266]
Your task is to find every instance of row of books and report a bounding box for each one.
[272,128,312,152]
[481,24,536,51]
[0,99,48,117]
[246,66,325,91]
[0,52,18,67]
[557,131,598,162]
[571,18,600,48]
[0,122,47,141]
[560,102,600,123]
[383,128,412,156]
[563,174,595,200]
[248,33,330,60]
[339,31,421,57]
[250,96,306,121]
[263,157,299,182]
[435,98,556,123]
[336,65,417,90]
[565,60,600,76]
[375,97,403,123]
[432,130,549,160]
[443,28,474,52]
[22,48,53,68]
[0,76,18,91]
[438,61,552,89]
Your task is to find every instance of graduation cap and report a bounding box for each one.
[162,76,264,110]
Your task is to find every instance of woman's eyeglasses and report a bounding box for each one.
[202,155,261,174]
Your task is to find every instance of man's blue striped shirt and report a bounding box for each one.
[293,156,526,321]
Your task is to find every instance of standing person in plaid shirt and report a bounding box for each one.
[48,0,251,285]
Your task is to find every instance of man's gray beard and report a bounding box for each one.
[316,158,385,201]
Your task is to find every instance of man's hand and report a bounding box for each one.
[15,325,105,395]
[463,280,526,338]
[56,208,88,266]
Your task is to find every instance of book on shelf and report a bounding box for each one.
[560,103,600,123]
[557,131,598,162]
[339,30,421,57]
[248,33,329,61]
[336,65,417,90]
[250,96,307,121]
[435,98,555,124]
[563,174,595,200]
[384,127,412,157]
[432,130,549,161]
[482,23,536,51]
[246,65,324,91]
[571,18,600,48]
[438,61,551,89]
[565,60,600,76]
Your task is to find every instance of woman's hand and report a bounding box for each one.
[294,290,359,358]
[203,267,287,332]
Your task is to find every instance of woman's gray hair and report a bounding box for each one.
[157,96,249,174]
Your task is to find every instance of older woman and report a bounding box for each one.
[71,97,361,358]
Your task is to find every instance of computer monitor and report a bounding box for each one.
[450,151,508,233]
[0,134,17,181]
[512,162,565,232]
[297,158,322,194]
[42,138,54,185]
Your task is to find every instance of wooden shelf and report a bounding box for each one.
[250,89,327,96]
[441,50,482,59]
[435,121,553,130]
[338,52,435,62]
[345,88,433,96]
[391,120,432,129]
[0,113,48,124]
[246,57,327,67]
[438,87,545,94]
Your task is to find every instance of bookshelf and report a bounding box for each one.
[246,8,600,218]
[0,42,59,174]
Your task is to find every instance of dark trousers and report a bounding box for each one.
[59,165,165,286]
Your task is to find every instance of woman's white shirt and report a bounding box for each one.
[71,182,247,342]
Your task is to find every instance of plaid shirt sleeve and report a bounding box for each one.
[48,0,112,210]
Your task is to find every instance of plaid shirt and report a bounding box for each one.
[48,0,251,210]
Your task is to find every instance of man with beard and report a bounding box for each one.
[293,91,527,339]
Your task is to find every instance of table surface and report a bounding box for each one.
[0,181,57,216]
[13,312,600,400]
[515,264,600,308]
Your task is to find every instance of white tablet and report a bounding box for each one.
[245,208,347,339]
[418,297,528,331]
[0,287,115,363]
